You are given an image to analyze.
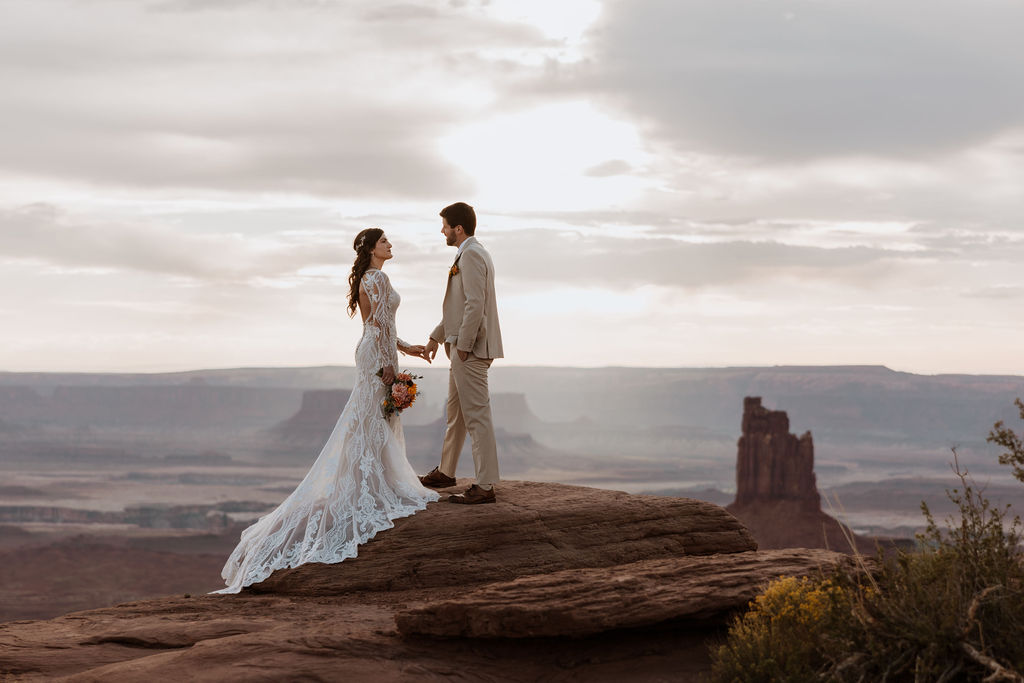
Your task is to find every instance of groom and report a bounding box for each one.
[419,202,504,504]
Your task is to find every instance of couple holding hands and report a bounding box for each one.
[215,202,503,594]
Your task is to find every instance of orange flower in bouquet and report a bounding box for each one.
[376,369,423,418]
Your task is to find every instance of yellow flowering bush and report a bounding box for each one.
[711,575,853,682]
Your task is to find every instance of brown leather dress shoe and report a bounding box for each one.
[448,484,496,505]
[419,467,457,489]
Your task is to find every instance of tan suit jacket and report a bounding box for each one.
[430,237,503,360]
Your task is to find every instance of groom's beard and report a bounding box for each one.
[446,234,456,246]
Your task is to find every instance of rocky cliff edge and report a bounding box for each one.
[0,481,855,682]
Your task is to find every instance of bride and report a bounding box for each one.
[214,228,438,594]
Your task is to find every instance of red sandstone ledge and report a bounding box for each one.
[0,481,853,681]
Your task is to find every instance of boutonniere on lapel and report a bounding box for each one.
[449,264,459,278]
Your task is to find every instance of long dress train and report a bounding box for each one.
[213,268,438,594]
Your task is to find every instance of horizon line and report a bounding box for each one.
[3,363,1024,379]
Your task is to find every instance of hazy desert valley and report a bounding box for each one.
[3,364,1024,623]
[3,364,1024,680]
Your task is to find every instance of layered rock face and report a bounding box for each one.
[728,397,874,553]
[269,389,352,446]
[0,385,301,431]
[734,396,819,510]
[0,481,855,681]
[397,548,852,639]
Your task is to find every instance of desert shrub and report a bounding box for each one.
[710,575,854,682]
[711,402,1024,682]
[827,454,1024,681]
[989,397,1024,484]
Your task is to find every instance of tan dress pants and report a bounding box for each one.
[439,345,499,487]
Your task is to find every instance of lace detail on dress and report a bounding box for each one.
[362,269,400,372]
[212,272,437,594]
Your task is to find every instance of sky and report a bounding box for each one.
[1,0,1023,374]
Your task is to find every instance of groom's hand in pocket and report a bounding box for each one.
[457,349,469,362]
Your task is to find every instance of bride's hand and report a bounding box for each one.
[404,345,431,364]
[381,365,395,385]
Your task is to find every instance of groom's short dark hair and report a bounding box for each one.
[440,202,476,236]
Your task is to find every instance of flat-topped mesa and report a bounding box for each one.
[735,396,819,511]
[281,390,352,428]
[270,389,352,444]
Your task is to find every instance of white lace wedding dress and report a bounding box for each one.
[214,268,439,594]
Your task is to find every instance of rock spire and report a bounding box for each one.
[734,396,819,511]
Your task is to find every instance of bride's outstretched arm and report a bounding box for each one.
[400,343,431,363]
[362,270,399,382]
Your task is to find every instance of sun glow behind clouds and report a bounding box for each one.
[439,101,650,211]
[487,0,601,46]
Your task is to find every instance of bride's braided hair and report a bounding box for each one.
[347,227,384,317]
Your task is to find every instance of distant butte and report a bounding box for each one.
[734,396,819,510]
[727,397,876,553]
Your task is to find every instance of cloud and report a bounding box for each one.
[584,159,633,177]
[565,0,1024,161]
[487,229,928,291]
[1,201,959,295]
[962,286,1024,300]
[0,203,353,282]
[0,0,547,197]
[148,0,332,11]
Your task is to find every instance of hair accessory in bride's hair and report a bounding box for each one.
[355,235,367,252]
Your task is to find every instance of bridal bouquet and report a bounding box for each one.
[376,369,422,418]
